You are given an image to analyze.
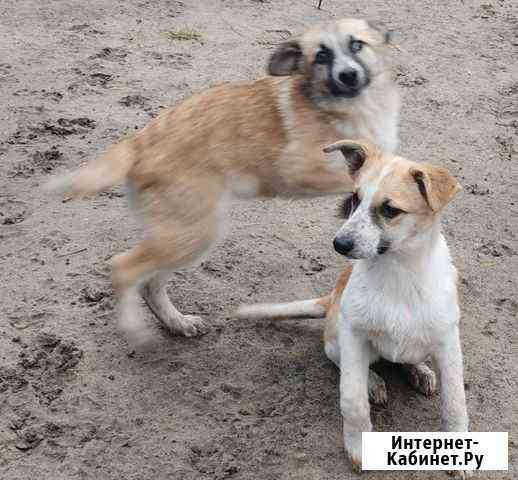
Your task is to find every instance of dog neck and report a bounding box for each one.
[283,74,399,154]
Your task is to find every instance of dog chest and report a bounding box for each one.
[368,329,432,364]
[331,86,399,154]
[332,109,397,155]
[340,268,459,364]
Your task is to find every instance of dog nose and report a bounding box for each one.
[338,69,359,87]
[333,236,355,255]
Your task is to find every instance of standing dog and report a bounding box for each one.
[49,19,399,345]
[237,140,470,478]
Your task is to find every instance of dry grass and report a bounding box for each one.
[163,29,203,42]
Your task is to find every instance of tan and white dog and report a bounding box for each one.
[49,19,399,345]
[237,140,471,478]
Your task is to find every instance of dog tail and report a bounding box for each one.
[236,295,331,320]
[45,137,136,199]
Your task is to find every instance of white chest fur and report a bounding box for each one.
[339,234,460,364]
[333,83,400,154]
[278,77,399,155]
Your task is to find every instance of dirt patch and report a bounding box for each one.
[89,47,129,61]
[1,333,82,406]
[0,1,516,479]
[119,94,149,108]
[9,147,64,178]
[7,118,96,146]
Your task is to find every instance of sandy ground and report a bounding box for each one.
[0,1,516,479]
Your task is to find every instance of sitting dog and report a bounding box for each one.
[48,19,399,346]
[237,140,470,478]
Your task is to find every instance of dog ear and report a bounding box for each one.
[268,40,303,76]
[367,21,394,44]
[384,30,394,44]
[410,165,461,212]
[323,140,372,177]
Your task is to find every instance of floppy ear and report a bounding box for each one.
[410,164,461,212]
[268,40,303,76]
[384,30,394,44]
[367,21,394,44]
[323,140,373,177]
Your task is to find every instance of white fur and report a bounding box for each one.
[229,174,261,198]
[236,298,326,320]
[277,74,399,158]
[233,153,468,476]
[334,162,393,258]
[314,31,399,154]
[332,84,399,155]
[331,191,469,475]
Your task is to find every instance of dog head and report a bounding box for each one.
[325,140,461,259]
[268,18,392,102]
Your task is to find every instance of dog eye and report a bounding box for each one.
[380,201,405,219]
[315,46,333,64]
[349,39,364,54]
[341,192,360,218]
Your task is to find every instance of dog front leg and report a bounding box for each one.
[435,330,469,432]
[435,330,472,479]
[339,332,371,472]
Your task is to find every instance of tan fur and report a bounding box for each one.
[237,145,461,344]
[237,145,464,462]
[362,159,461,215]
[409,164,462,212]
[48,18,398,343]
[46,139,135,199]
[323,263,353,346]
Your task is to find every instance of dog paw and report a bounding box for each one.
[447,470,473,478]
[349,454,362,473]
[118,309,157,350]
[368,370,388,406]
[405,363,437,397]
[177,315,210,337]
[343,431,363,474]
[124,325,156,351]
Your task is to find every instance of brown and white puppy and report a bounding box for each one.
[238,141,470,478]
[48,19,399,346]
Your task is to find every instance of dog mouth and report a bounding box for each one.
[328,78,369,98]
[339,251,373,260]
[377,239,391,255]
[333,242,384,260]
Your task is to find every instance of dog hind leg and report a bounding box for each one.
[401,362,437,397]
[367,370,388,406]
[117,175,225,343]
[111,242,165,348]
[111,224,215,345]
[141,269,209,337]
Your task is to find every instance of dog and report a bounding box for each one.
[237,140,471,478]
[48,18,399,346]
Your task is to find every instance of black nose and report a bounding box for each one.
[333,236,355,255]
[338,69,359,87]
